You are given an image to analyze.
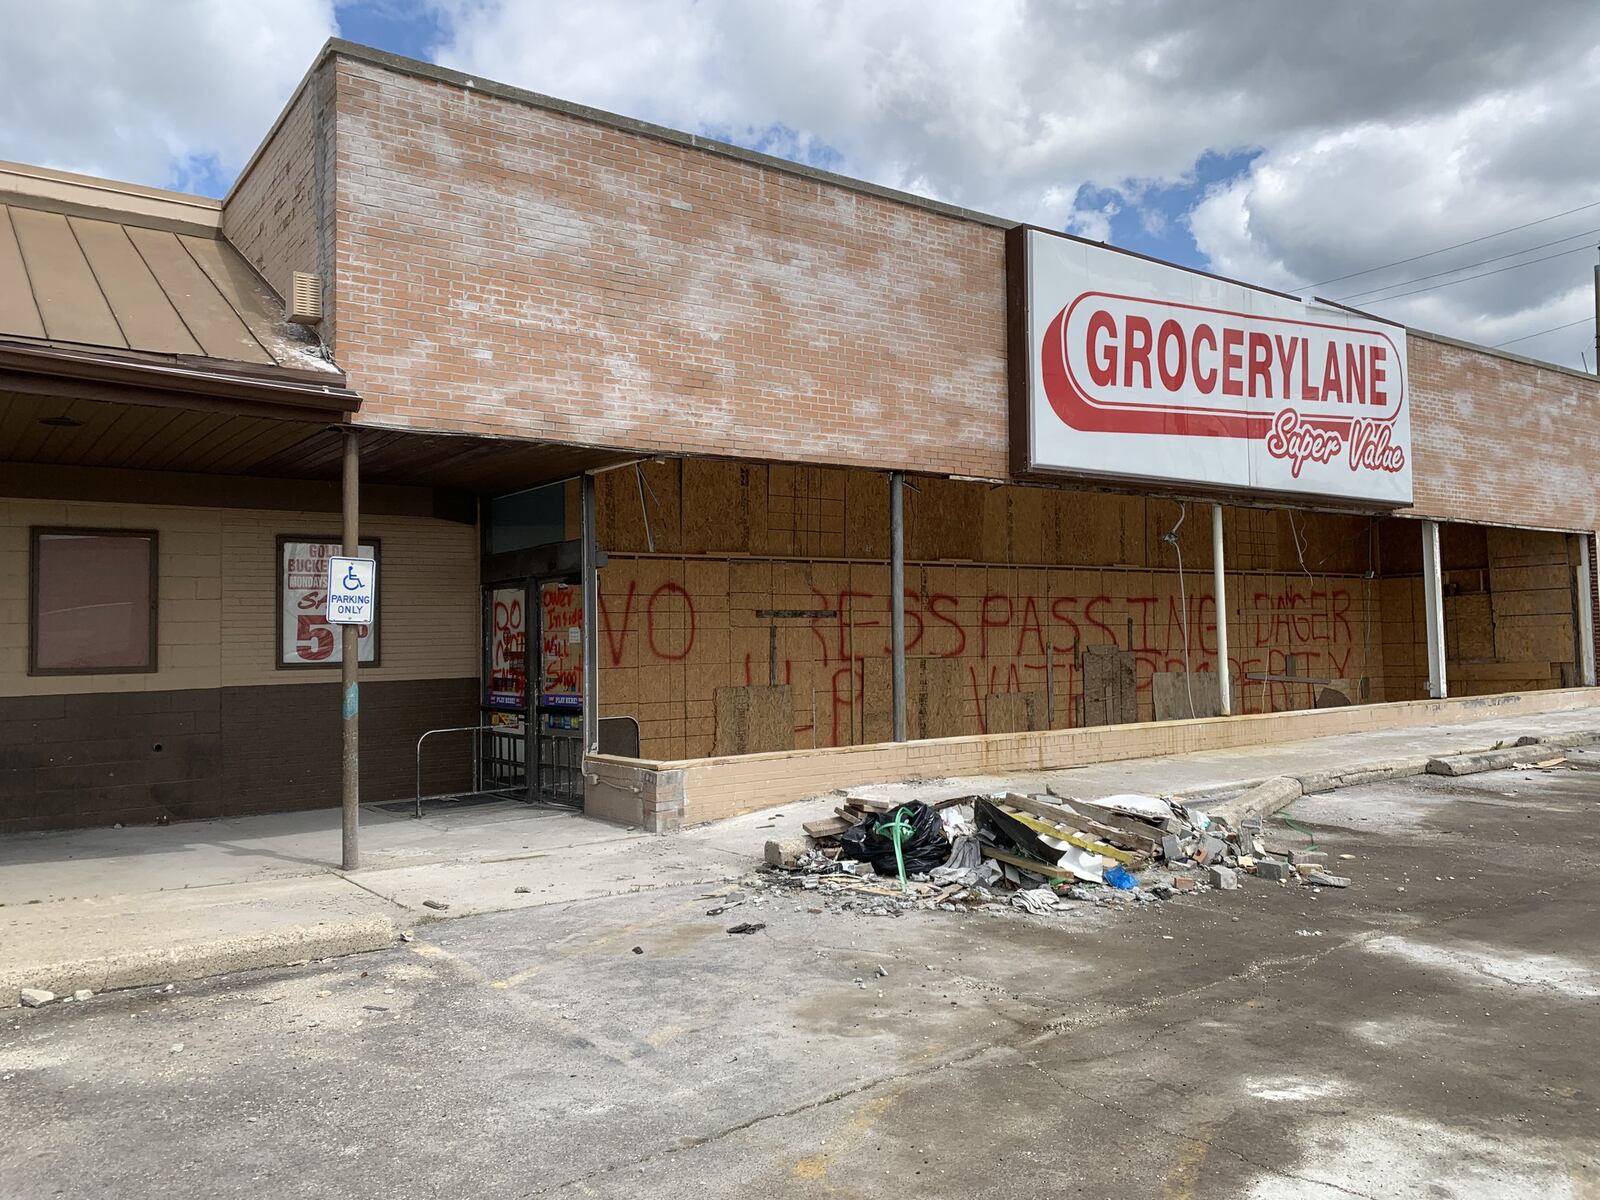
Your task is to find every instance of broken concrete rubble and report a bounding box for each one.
[749,786,1354,923]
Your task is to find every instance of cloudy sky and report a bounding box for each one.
[3,0,1597,369]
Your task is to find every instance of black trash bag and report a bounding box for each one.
[838,802,951,876]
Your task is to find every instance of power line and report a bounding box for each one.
[1334,227,1600,302]
[1352,243,1593,305]
[1492,316,1592,347]
[1306,197,1600,289]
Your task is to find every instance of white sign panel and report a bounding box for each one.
[1016,229,1412,505]
[326,556,377,625]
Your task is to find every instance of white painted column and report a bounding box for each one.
[1578,533,1596,687]
[1422,520,1447,700]
[1211,503,1231,716]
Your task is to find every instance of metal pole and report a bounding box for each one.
[1422,519,1447,700]
[580,473,600,756]
[1211,503,1231,716]
[889,471,906,742]
[340,429,360,871]
[1592,261,1598,374]
[1578,533,1596,687]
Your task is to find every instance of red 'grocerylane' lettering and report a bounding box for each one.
[1083,311,1391,408]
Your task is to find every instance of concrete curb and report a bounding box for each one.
[3,914,411,1003]
[1202,727,1600,826]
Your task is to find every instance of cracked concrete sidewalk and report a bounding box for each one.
[4,700,1599,1003]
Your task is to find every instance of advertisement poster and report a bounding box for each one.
[487,585,527,710]
[279,539,378,666]
[539,581,583,715]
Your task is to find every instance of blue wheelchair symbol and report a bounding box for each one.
[343,564,363,589]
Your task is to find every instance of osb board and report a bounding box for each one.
[713,685,794,756]
[845,470,891,560]
[1494,616,1575,665]
[1445,592,1494,660]
[1152,670,1229,721]
[598,460,682,553]
[986,690,1046,734]
[914,657,966,740]
[682,459,760,555]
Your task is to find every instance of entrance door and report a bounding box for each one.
[483,583,529,792]
[481,576,584,805]
[533,578,584,805]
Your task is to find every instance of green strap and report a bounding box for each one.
[874,807,916,893]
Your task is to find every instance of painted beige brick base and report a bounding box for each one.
[585,688,1598,831]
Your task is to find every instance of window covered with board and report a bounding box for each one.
[29,528,158,674]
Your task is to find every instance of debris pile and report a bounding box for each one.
[760,787,1352,917]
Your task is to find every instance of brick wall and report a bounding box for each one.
[259,52,1600,539]
[1407,333,1600,530]
[223,63,329,321]
[327,56,1009,478]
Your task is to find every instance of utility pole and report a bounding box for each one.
[1592,253,1598,374]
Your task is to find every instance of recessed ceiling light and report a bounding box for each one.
[38,416,84,428]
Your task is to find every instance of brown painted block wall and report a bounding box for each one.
[0,678,474,833]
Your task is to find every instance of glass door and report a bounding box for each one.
[482,583,529,792]
[534,578,584,805]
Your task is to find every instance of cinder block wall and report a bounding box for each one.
[0,493,478,831]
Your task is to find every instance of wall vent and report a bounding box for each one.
[288,271,323,324]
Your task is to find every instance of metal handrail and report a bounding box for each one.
[413,721,524,819]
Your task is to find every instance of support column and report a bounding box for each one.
[890,471,906,742]
[1211,503,1231,716]
[340,429,360,871]
[1422,519,1447,700]
[581,472,600,755]
[1578,533,1596,687]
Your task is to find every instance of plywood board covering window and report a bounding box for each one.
[29,528,158,674]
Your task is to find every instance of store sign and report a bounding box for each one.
[1012,228,1412,505]
[280,539,377,666]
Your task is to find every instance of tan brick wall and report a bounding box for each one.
[0,496,477,697]
[1407,333,1600,530]
[309,56,1600,538]
[223,64,329,319]
[328,57,1008,477]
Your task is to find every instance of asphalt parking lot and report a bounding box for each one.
[3,762,1598,1198]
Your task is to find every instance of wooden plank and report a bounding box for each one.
[1152,671,1226,720]
[980,844,1076,881]
[803,816,851,838]
[997,804,1143,865]
[9,206,126,346]
[71,217,201,355]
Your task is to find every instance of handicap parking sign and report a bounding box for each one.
[326,556,377,624]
